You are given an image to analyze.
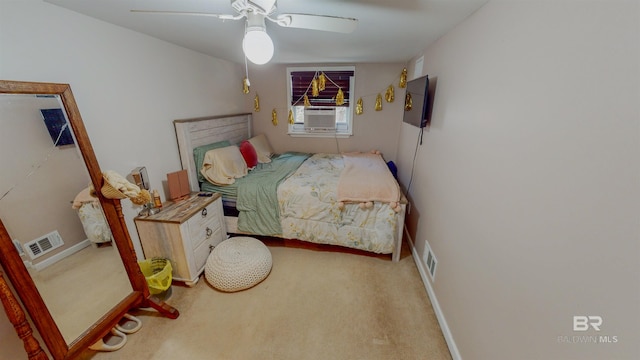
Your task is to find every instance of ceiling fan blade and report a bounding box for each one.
[130,10,240,20]
[275,13,358,33]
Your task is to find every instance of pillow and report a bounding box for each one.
[193,140,231,183]
[200,146,248,185]
[247,134,274,163]
[239,140,258,168]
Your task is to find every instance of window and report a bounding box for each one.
[287,66,355,137]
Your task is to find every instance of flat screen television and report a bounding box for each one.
[402,75,436,128]
[41,108,74,146]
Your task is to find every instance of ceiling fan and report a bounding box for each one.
[131,0,358,65]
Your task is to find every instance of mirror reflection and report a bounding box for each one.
[0,93,132,344]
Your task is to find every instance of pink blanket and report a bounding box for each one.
[72,186,98,209]
[337,152,400,206]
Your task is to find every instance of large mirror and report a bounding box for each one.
[0,86,133,345]
[0,80,178,359]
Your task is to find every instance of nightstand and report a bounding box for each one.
[134,192,226,286]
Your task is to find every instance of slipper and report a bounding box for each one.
[89,328,127,352]
[115,313,142,334]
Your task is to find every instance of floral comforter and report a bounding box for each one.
[278,153,399,254]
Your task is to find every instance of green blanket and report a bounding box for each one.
[236,152,311,235]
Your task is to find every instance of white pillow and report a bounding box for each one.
[200,146,248,185]
[247,134,274,163]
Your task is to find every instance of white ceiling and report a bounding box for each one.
[44,0,488,65]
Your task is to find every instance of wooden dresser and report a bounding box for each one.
[134,193,226,286]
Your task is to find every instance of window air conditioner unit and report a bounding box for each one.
[304,108,336,132]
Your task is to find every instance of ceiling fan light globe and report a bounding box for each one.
[243,29,274,65]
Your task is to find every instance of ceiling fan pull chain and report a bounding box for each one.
[244,55,251,87]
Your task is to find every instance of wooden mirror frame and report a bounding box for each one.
[0,80,178,359]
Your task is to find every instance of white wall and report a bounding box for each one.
[0,0,245,354]
[397,1,639,359]
[0,0,246,254]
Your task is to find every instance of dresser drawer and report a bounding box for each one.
[190,220,222,253]
[193,236,215,272]
[187,200,221,242]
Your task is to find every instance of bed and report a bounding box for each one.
[174,113,406,262]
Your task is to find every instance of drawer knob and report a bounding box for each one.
[201,208,208,217]
[206,227,213,238]
[209,244,215,252]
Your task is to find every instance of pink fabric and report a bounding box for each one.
[239,140,258,168]
[337,152,400,204]
[72,187,98,209]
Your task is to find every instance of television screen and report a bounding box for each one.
[402,75,436,128]
[41,108,74,146]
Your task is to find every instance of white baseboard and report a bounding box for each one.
[405,226,462,360]
[32,239,92,271]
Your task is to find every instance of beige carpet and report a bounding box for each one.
[28,244,132,344]
[78,239,452,360]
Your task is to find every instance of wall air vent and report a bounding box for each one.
[24,230,64,260]
[423,240,438,281]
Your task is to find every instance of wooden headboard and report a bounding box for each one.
[174,113,252,192]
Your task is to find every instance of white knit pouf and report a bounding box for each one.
[204,237,272,292]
